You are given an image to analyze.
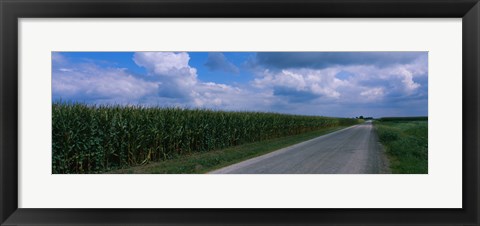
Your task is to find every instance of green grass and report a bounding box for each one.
[374,119,428,174]
[53,102,360,174]
[108,126,348,174]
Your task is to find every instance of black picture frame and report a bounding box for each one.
[1,0,479,225]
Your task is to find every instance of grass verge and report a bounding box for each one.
[108,126,349,174]
[374,119,428,174]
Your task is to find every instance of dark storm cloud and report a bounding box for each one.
[204,53,240,74]
[252,52,426,70]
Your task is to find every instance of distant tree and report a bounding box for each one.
[359,116,364,119]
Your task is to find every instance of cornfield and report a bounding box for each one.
[52,102,359,173]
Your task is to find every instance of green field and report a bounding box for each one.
[53,102,360,174]
[374,118,428,174]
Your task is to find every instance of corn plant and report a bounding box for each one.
[52,102,360,173]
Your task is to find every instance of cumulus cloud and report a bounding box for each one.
[204,53,240,74]
[360,87,385,101]
[133,52,198,99]
[52,57,159,104]
[186,81,268,111]
[133,52,196,77]
[250,53,427,112]
[132,52,266,110]
[253,68,343,102]
[53,52,267,110]
[52,51,428,117]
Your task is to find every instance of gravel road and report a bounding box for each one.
[209,121,390,174]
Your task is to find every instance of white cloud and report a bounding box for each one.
[53,52,264,110]
[58,68,74,72]
[131,52,268,110]
[52,52,427,117]
[133,52,198,98]
[133,52,194,75]
[52,57,159,104]
[360,87,385,100]
[251,55,427,107]
[397,67,420,93]
[253,68,344,100]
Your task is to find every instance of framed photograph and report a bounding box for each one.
[1,0,478,225]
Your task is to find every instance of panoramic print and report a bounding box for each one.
[52,52,428,174]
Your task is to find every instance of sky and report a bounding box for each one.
[52,51,428,118]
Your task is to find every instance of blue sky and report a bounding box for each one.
[52,51,428,118]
